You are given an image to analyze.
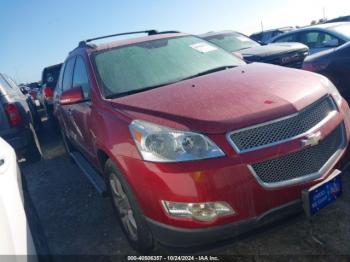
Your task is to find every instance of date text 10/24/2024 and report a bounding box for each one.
[127,256,220,261]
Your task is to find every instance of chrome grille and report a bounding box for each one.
[229,96,336,153]
[250,123,345,186]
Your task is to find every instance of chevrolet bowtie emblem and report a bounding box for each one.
[301,131,322,147]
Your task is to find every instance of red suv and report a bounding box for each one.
[54,30,350,252]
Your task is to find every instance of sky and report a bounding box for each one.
[1,0,349,83]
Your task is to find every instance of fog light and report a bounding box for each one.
[162,201,234,222]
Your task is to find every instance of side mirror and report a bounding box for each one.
[59,86,84,105]
[323,39,339,47]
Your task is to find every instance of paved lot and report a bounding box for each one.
[20,119,350,260]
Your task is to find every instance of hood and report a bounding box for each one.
[109,63,328,134]
[239,42,308,58]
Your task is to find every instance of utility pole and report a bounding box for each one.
[323,7,326,20]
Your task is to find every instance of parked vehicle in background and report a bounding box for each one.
[0,73,42,162]
[40,63,62,119]
[55,30,349,252]
[0,138,37,258]
[303,41,350,101]
[271,22,350,54]
[201,31,309,68]
[326,15,350,24]
[26,82,42,108]
[250,27,294,43]
[7,78,41,132]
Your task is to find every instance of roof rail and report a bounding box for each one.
[77,30,181,48]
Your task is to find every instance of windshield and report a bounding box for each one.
[331,23,350,40]
[93,36,244,98]
[203,32,260,52]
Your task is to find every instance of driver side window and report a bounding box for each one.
[72,57,90,100]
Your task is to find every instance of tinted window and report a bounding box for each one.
[299,31,339,48]
[94,36,244,98]
[261,32,273,43]
[56,63,65,93]
[62,58,76,91]
[73,57,90,99]
[42,64,62,88]
[274,33,296,43]
[250,33,262,42]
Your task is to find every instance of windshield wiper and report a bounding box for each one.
[105,65,236,99]
[105,81,178,99]
[182,65,236,80]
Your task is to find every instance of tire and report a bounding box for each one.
[27,98,42,132]
[105,159,154,253]
[23,128,42,163]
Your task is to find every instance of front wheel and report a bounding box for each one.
[105,159,154,253]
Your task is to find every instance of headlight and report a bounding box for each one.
[129,120,225,162]
[321,76,342,105]
[162,201,234,222]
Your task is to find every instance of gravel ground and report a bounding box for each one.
[20,119,350,260]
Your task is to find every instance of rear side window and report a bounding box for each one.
[43,66,61,88]
[274,33,296,43]
[56,63,65,93]
[261,32,272,43]
[299,31,340,48]
[62,58,76,91]
[72,57,90,99]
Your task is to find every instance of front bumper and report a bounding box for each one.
[146,200,302,247]
[109,98,350,243]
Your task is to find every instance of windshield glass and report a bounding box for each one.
[93,36,244,98]
[203,32,260,52]
[331,23,350,40]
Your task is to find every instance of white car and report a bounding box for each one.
[0,137,37,260]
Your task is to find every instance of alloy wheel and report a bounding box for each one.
[109,173,138,241]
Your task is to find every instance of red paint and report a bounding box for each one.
[59,87,84,105]
[5,103,21,127]
[54,33,350,231]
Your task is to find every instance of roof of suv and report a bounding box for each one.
[72,31,188,54]
[94,32,188,51]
